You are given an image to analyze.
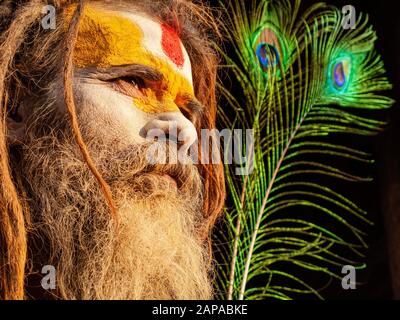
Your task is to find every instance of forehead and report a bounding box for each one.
[69,5,193,84]
[126,13,192,78]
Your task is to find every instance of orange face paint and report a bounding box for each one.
[64,5,194,114]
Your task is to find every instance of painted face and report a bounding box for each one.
[61,5,199,150]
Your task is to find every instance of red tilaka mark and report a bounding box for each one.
[161,23,184,68]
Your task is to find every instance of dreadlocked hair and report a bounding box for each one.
[0,0,225,300]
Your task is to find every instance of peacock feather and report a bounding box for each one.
[214,0,393,300]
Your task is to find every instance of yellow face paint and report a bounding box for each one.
[64,5,194,114]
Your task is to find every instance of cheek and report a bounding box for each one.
[74,82,153,145]
[65,81,198,151]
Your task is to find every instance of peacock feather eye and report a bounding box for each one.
[252,25,285,72]
[330,57,351,91]
[256,43,279,68]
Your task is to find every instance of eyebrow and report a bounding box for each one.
[78,64,164,83]
[77,64,204,115]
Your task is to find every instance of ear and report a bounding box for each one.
[6,101,29,145]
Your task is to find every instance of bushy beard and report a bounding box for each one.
[16,109,212,300]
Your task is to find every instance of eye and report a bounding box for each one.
[126,78,139,90]
[118,76,147,90]
[256,43,279,68]
[330,58,351,91]
[253,25,285,72]
[108,76,148,98]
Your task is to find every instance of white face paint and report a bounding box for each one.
[72,81,197,151]
[59,6,199,152]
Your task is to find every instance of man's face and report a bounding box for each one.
[17,4,211,300]
[61,5,198,150]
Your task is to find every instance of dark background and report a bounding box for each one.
[211,0,400,299]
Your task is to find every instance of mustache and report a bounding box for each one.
[96,141,202,192]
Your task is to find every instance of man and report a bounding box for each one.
[0,0,225,299]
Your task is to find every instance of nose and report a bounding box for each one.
[140,111,198,154]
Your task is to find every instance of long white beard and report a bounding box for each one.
[18,128,212,300]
